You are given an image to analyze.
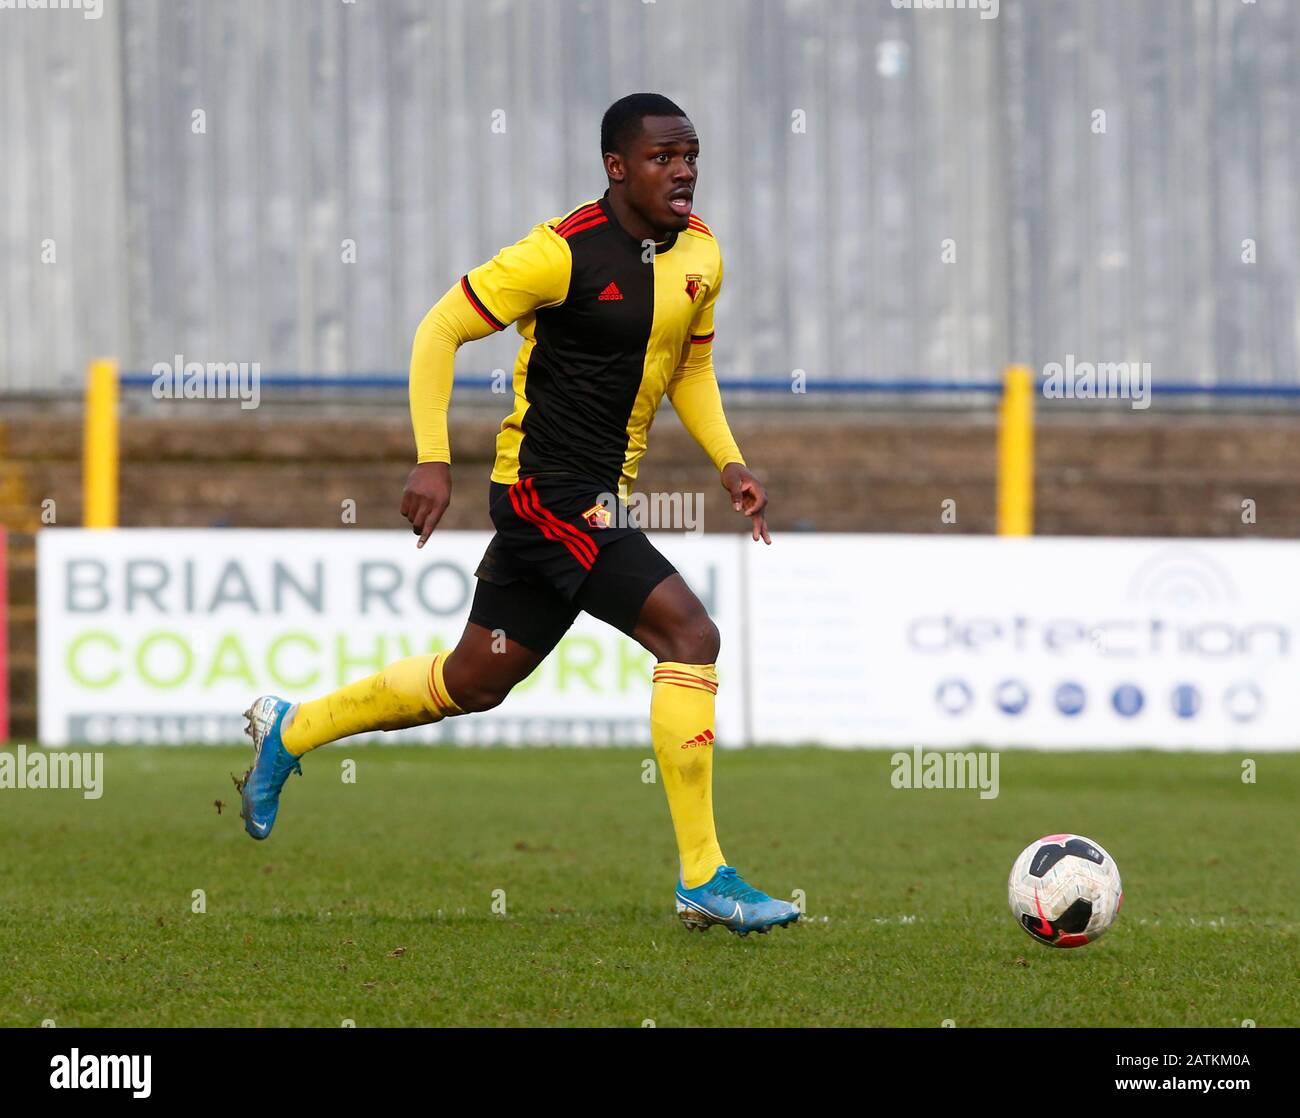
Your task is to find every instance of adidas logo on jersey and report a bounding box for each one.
[597,281,624,301]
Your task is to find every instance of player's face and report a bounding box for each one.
[617,115,699,234]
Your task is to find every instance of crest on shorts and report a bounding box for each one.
[582,502,612,529]
[685,274,703,301]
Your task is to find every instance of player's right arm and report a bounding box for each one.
[403,223,572,546]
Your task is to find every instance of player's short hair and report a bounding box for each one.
[601,93,689,157]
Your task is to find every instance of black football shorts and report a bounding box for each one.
[468,474,678,656]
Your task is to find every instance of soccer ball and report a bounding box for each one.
[1007,833,1123,948]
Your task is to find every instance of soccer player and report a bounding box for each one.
[239,93,798,937]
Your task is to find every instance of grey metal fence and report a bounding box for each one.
[1,0,1295,394]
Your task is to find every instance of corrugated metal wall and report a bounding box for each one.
[1,0,1295,393]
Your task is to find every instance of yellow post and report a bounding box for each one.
[997,364,1034,536]
[83,358,120,528]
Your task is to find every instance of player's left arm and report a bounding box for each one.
[665,252,771,544]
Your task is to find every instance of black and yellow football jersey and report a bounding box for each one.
[409,189,744,496]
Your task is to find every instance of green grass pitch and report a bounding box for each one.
[2,745,1296,1027]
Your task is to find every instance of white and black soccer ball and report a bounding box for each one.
[1007,834,1123,948]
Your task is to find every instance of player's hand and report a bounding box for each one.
[400,462,452,548]
[721,462,771,545]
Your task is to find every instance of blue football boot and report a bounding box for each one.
[675,865,801,936]
[238,696,301,840]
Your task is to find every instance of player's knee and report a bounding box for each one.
[450,679,513,713]
[664,611,720,664]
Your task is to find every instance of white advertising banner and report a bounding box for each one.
[37,530,1300,750]
[747,535,1300,750]
[37,530,744,747]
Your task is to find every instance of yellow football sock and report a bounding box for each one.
[281,653,463,756]
[650,661,726,889]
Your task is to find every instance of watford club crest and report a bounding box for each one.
[581,502,613,529]
[685,274,702,301]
